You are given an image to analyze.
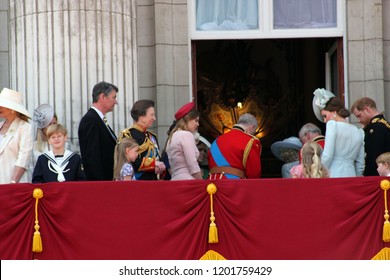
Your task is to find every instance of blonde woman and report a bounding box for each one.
[290,141,329,178]
[31,104,58,169]
[113,137,139,181]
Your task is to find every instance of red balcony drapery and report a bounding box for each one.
[0,177,388,260]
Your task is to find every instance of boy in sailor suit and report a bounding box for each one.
[32,124,85,183]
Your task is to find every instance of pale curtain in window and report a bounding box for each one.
[196,0,258,30]
[273,0,337,29]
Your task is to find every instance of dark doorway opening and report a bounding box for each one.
[192,38,343,177]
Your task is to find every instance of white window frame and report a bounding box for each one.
[325,42,338,92]
[189,0,345,40]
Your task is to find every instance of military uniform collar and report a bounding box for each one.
[132,123,147,132]
[232,125,245,132]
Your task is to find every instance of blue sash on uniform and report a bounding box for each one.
[210,141,239,179]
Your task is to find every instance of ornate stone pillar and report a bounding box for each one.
[9,0,137,146]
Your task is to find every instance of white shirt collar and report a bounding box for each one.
[91,106,105,120]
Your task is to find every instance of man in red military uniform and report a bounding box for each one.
[208,113,262,179]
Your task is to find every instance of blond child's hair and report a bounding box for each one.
[376,152,390,166]
[113,137,139,180]
[301,141,329,178]
[46,123,67,138]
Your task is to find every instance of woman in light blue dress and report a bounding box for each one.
[313,89,365,177]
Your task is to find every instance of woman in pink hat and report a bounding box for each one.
[0,88,34,184]
[166,101,202,180]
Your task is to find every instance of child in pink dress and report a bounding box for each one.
[290,141,329,178]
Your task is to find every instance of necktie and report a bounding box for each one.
[103,117,117,140]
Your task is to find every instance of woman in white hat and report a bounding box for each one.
[0,88,34,184]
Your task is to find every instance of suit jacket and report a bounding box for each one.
[363,114,390,176]
[78,108,117,180]
[0,118,33,184]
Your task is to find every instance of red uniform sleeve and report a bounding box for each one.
[244,138,262,178]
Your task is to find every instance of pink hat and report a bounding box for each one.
[174,101,195,121]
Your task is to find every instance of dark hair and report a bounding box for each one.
[92,82,118,103]
[130,99,155,121]
[350,97,377,112]
[324,97,350,118]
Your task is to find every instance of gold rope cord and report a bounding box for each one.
[207,183,218,244]
[32,188,44,253]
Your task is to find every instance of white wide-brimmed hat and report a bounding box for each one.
[0,88,31,118]
[33,104,55,128]
[271,136,302,162]
[312,88,335,122]
[198,135,211,148]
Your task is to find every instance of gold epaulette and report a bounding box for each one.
[119,127,133,140]
[119,124,157,155]
[372,118,390,129]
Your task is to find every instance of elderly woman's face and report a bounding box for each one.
[0,106,13,119]
[138,106,156,128]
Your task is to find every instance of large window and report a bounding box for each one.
[191,0,343,39]
[273,0,337,29]
[196,0,259,30]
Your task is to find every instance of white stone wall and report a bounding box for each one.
[0,0,9,89]
[383,0,390,115]
[137,0,191,147]
[8,0,137,148]
[346,0,387,118]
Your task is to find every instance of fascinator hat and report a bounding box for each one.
[0,88,31,118]
[312,88,335,122]
[33,104,55,128]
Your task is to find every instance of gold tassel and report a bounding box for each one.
[207,183,218,243]
[380,180,390,242]
[200,250,226,260]
[32,188,44,253]
[371,247,390,260]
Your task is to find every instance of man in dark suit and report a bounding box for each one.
[351,97,390,176]
[78,82,118,180]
